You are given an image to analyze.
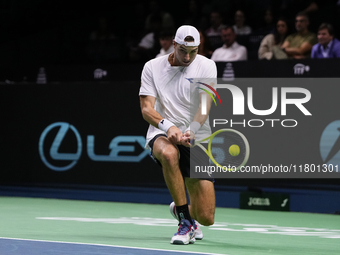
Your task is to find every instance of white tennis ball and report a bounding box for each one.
[229,144,240,156]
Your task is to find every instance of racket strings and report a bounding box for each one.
[210,131,247,168]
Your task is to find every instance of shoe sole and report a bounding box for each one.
[171,238,196,245]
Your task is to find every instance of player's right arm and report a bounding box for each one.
[139,95,161,127]
[140,95,183,145]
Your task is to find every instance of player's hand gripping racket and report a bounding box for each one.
[191,129,250,171]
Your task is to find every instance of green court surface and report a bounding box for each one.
[0,196,339,255]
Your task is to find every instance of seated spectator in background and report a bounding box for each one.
[90,17,116,41]
[87,17,121,63]
[130,14,162,62]
[211,26,247,62]
[255,9,276,35]
[278,12,317,59]
[125,3,147,50]
[155,30,174,58]
[182,0,208,30]
[145,0,174,32]
[233,10,252,35]
[311,23,340,58]
[205,11,224,50]
[198,30,213,58]
[258,18,290,60]
[280,0,320,32]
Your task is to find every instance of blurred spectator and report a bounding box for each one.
[211,26,247,62]
[205,11,224,50]
[130,14,162,62]
[182,0,208,30]
[87,17,122,63]
[155,30,174,58]
[235,0,275,29]
[198,30,213,58]
[311,23,340,58]
[280,0,319,16]
[258,18,290,60]
[125,3,147,49]
[89,17,115,41]
[279,0,320,31]
[255,9,276,35]
[145,0,174,32]
[280,0,318,17]
[210,0,235,24]
[233,10,252,35]
[278,12,317,59]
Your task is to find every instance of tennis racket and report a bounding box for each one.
[191,129,250,171]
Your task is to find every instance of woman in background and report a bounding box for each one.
[258,18,289,60]
[233,10,252,35]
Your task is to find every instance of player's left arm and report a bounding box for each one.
[181,91,214,146]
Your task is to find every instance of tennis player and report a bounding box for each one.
[139,25,217,245]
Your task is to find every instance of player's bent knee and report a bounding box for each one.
[158,146,179,166]
[197,213,214,226]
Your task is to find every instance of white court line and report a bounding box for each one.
[0,237,229,255]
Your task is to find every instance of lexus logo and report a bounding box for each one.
[39,122,149,171]
[39,122,82,171]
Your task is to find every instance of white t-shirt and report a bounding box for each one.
[211,42,247,62]
[139,54,217,149]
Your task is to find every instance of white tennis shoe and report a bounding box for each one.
[169,201,203,240]
[170,219,196,245]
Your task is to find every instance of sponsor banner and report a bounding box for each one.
[0,82,161,187]
[240,192,290,211]
[190,78,340,178]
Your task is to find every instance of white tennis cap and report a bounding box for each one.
[174,25,200,46]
